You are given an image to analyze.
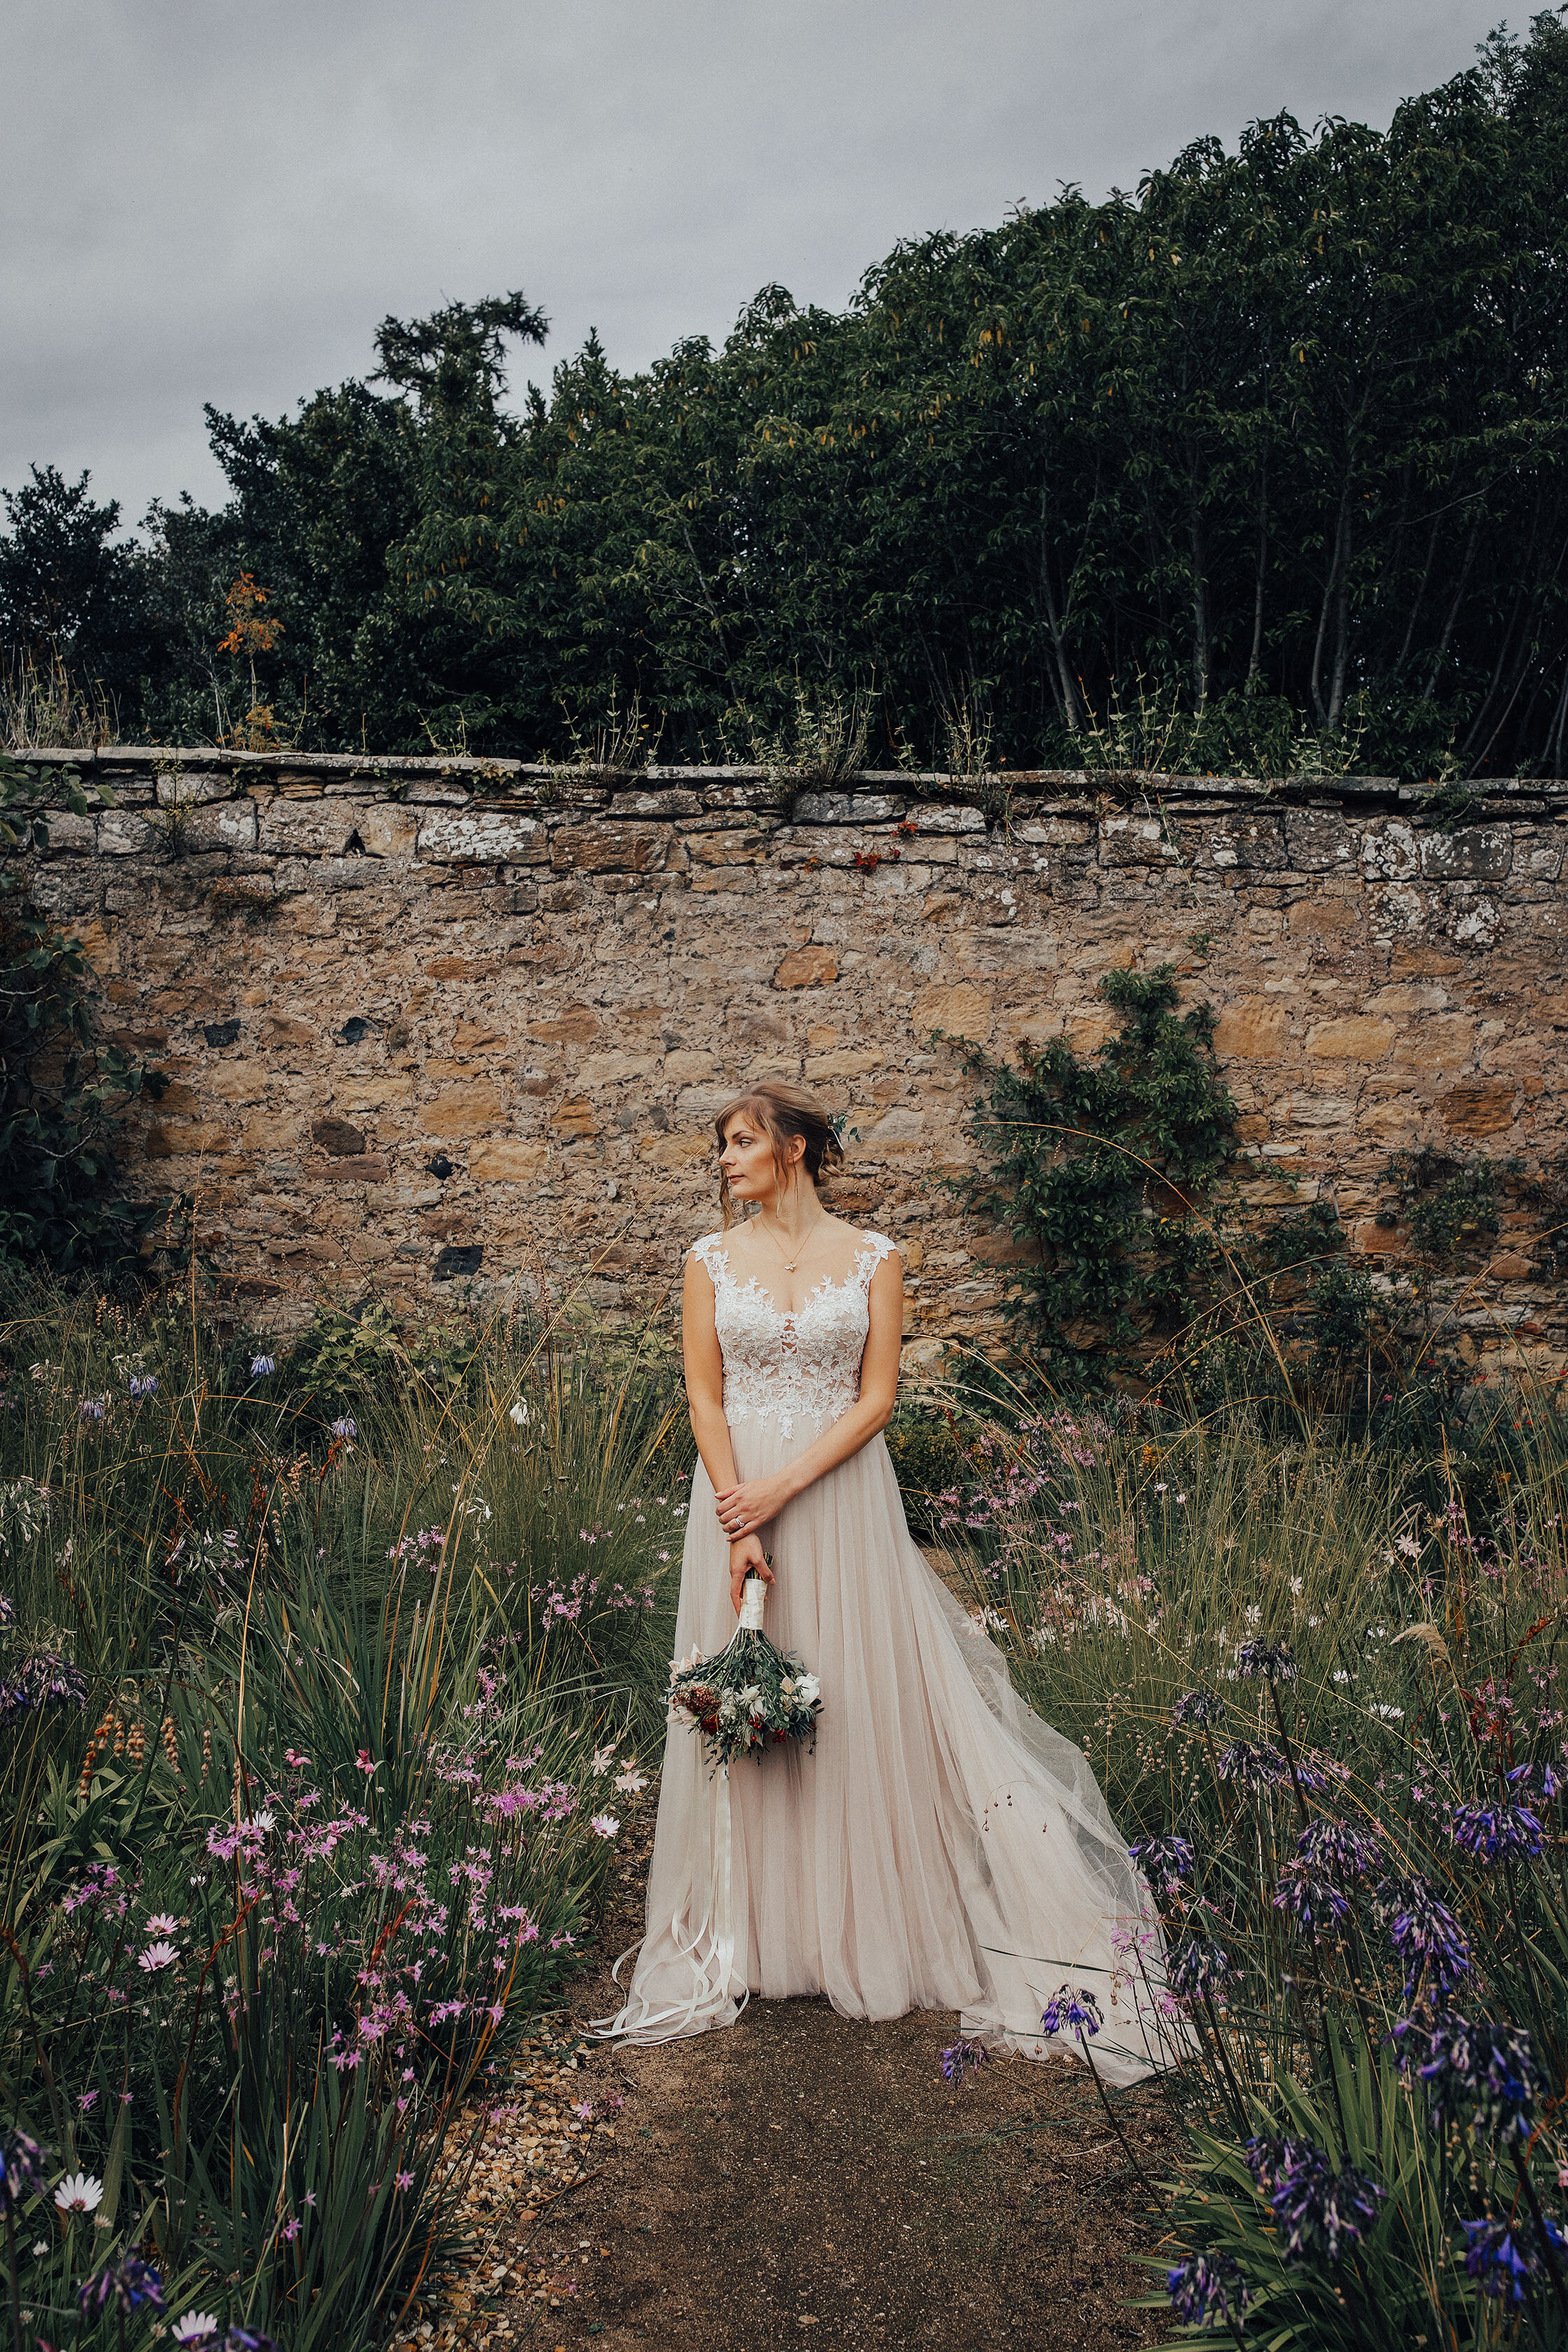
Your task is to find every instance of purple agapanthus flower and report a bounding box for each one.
[0,1651,89,1727]
[1217,1740,1292,1796]
[1418,2015,1539,2146]
[0,1592,15,1630]
[1461,2213,1565,2303]
[78,2248,165,2317]
[1129,1833,1196,1903]
[1166,2250,1247,2328]
[1273,1861,1350,1936]
[939,2038,988,2086]
[1041,1984,1102,2040]
[1298,1817,1380,1878]
[1452,1802,1544,1865]
[0,2128,50,2211]
[1378,1873,1473,2004]
[1236,1638,1298,1682]
[1169,1936,1232,1998]
[1172,1689,1224,1730]
[1247,2136,1384,2263]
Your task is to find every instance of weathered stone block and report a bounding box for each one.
[98,811,153,856]
[580,1052,659,1086]
[468,1138,549,1182]
[242,1112,307,1152]
[186,801,259,852]
[312,1116,366,1155]
[259,802,363,856]
[1214,998,1291,1059]
[774,946,839,989]
[794,792,906,825]
[1305,1015,1396,1060]
[1283,810,1358,870]
[637,1131,711,1169]
[338,1074,416,1110]
[418,809,546,864]
[356,806,420,858]
[1210,817,1287,869]
[155,768,237,807]
[527,1003,601,1044]
[261,1015,319,1049]
[424,1082,507,1138]
[804,1049,885,1081]
[911,979,993,1040]
[43,811,96,853]
[1437,1079,1516,1134]
[1360,822,1418,880]
[144,1119,232,1157]
[684,831,770,865]
[550,823,667,874]
[1098,814,1186,867]
[551,1098,597,1137]
[1420,827,1512,881]
[318,1156,388,1182]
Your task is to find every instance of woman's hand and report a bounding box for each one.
[714,1472,791,1544]
[728,1536,774,1615]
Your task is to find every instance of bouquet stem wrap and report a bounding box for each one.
[595,1570,821,2041]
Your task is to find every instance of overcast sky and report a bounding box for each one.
[2,0,1495,531]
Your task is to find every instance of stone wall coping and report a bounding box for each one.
[9,743,1568,819]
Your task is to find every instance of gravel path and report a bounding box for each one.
[433,1789,1182,2351]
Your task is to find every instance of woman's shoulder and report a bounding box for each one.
[685,1228,731,1273]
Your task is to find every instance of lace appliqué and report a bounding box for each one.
[692,1231,896,1438]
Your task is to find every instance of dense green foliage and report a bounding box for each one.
[7,23,1568,775]
[0,761,169,1273]
[0,1282,689,2352]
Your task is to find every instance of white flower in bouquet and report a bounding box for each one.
[796,1674,821,1708]
[738,1685,761,1708]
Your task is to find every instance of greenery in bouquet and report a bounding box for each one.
[667,1603,822,1771]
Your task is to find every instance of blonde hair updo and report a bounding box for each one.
[712,1079,845,1230]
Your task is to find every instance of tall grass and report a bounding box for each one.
[923,1378,1568,2345]
[0,1279,690,2352]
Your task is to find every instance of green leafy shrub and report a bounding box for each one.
[953,965,1238,1356]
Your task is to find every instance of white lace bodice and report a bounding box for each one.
[691,1229,897,1436]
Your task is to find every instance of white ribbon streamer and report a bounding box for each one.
[592,1580,770,2043]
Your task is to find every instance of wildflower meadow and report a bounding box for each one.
[935,1390,1568,2347]
[0,1278,685,2352]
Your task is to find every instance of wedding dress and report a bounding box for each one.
[598,1229,1163,2084]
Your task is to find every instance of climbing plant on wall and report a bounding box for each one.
[0,758,169,1273]
[954,967,1240,1351]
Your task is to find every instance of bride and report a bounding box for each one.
[600,1079,1162,2082]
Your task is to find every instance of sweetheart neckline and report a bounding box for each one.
[699,1232,887,1321]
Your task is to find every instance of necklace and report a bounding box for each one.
[755,1210,825,1275]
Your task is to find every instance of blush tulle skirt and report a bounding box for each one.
[599,1410,1168,2085]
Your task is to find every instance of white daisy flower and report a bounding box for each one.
[139,1940,178,1973]
[53,2173,104,2213]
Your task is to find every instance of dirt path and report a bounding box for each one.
[452,1795,1182,2352]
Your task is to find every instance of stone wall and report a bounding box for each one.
[13,748,1568,1373]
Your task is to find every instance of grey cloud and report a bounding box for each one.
[1,0,1490,524]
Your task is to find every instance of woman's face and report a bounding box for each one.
[720,1114,803,1205]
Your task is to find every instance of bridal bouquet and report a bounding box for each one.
[668,1572,822,1770]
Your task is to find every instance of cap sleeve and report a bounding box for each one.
[857,1231,898,1281]
[688,1233,727,1284]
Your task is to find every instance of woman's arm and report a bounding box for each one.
[682,1250,774,1611]
[711,1250,904,1542]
